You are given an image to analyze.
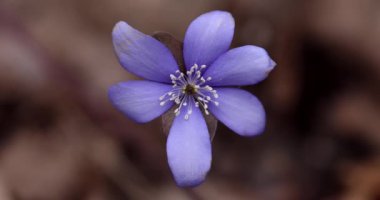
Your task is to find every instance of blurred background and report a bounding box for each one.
[0,0,379,199]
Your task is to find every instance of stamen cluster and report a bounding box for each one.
[159,64,219,120]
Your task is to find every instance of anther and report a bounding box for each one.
[196,71,201,78]
[175,98,180,104]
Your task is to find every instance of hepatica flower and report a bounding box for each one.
[109,11,275,187]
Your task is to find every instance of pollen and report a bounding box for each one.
[158,64,219,120]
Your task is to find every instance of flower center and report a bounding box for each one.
[184,84,197,95]
[159,64,219,120]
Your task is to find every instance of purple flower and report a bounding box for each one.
[109,10,276,187]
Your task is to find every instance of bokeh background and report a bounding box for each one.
[0,0,380,199]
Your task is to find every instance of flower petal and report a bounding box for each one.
[183,11,234,69]
[108,80,173,123]
[203,45,276,86]
[112,21,179,83]
[167,106,211,187]
[209,88,266,136]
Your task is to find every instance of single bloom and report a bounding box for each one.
[109,10,276,187]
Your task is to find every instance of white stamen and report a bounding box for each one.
[196,71,201,78]
[158,63,218,120]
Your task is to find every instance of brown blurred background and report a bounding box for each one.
[0,0,380,199]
